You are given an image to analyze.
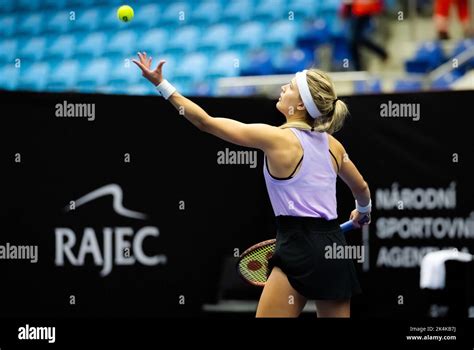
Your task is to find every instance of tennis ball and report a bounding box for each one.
[117,5,134,22]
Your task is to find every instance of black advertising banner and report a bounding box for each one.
[336,91,474,320]
[0,90,277,319]
[1,89,473,327]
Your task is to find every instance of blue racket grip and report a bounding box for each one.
[340,220,355,232]
[340,216,370,232]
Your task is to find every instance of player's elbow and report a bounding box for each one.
[197,116,212,132]
[353,180,370,196]
[197,120,207,132]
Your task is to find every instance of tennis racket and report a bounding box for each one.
[237,218,367,287]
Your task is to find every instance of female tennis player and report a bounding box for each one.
[133,53,372,318]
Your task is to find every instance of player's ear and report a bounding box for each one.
[296,102,306,111]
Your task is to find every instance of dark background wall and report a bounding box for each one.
[1,89,473,318]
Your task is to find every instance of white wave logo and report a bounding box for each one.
[66,183,147,220]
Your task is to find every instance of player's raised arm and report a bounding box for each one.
[132,52,284,152]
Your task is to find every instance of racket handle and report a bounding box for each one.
[340,216,370,232]
[340,220,355,232]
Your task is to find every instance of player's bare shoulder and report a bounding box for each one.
[328,134,345,154]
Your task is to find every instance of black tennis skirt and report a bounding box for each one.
[267,215,362,300]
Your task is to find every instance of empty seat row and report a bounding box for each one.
[0,21,305,63]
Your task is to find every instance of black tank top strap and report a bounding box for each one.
[265,154,304,180]
[328,149,340,173]
[288,154,304,178]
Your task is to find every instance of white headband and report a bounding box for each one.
[295,70,322,119]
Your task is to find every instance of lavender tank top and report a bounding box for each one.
[263,128,338,219]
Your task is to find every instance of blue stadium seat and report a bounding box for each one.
[94,0,123,5]
[18,37,48,62]
[45,11,72,34]
[393,79,423,92]
[160,2,191,25]
[165,26,201,55]
[287,0,319,20]
[221,0,254,23]
[196,24,233,54]
[272,47,315,74]
[75,32,108,59]
[16,13,44,36]
[16,0,41,12]
[173,53,209,85]
[77,58,111,92]
[67,0,96,8]
[327,13,347,37]
[207,51,242,79]
[452,38,474,56]
[18,62,50,91]
[45,34,77,61]
[191,1,222,25]
[296,18,331,50]
[192,81,215,96]
[0,65,20,90]
[405,41,446,73]
[240,49,274,76]
[254,0,286,22]
[108,58,141,86]
[158,54,178,78]
[94,84,122,95]
[262,20,299,53]
[216,85,258,97]
[71,8,101,32]
[331,36,353,70]
[431,70,463,89]
[0,0,14,12]
[0,15,17,38]
[106,30,138,57]
[133,3,161,29]
[229,22,265,52]
[43,0,68,10]
[0,39,18,63]
[126,84,155,96]
[319,0,342,15]
[138,29,169,54]
[353,79,382,93]
[420,41,446,60]
[451,39,474,72]
[171,80,192,95]
[46,60,80,91]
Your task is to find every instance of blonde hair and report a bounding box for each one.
[280,68,349,134]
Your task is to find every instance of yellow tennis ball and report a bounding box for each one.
[117,5,134,22]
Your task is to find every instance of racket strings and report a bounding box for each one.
[238,243,275,284]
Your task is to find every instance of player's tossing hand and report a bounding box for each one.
[132,52,166,86]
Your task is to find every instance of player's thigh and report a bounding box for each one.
[256,266,307,317]
[315,299,351,318]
